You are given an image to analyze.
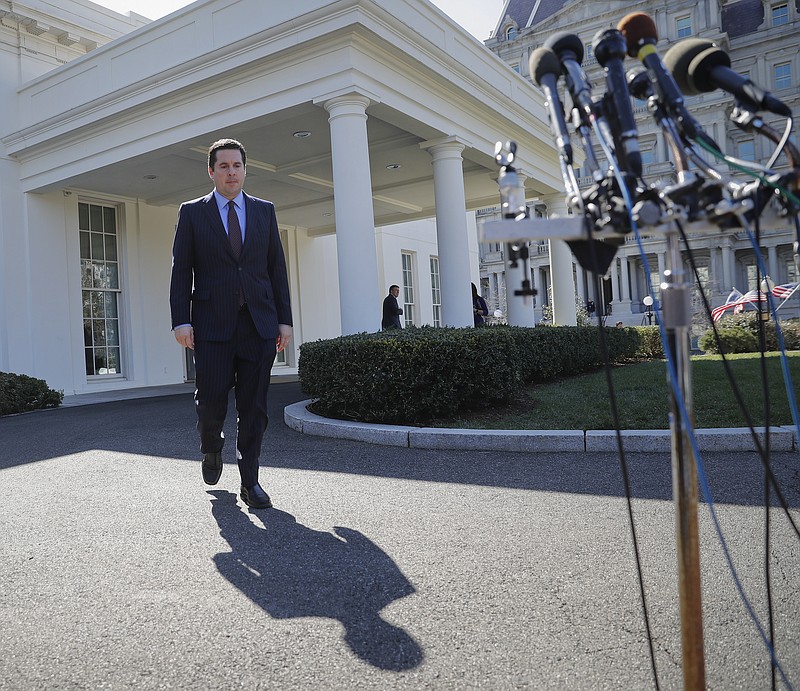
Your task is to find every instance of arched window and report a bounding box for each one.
[505,26,517,41]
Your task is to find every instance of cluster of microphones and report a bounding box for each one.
[494,11,799,276]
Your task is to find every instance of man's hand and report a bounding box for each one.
[276,324,293,353]
[174,325,195,350]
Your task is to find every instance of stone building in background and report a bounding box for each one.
[480,0,799,327]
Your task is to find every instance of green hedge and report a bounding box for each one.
[699,314,800,353]
[0,372,63,416]
[299,325,662,424]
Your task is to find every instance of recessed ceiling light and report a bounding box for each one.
[322,212,334,217]
[293,130,312,138]
[143,174,158,179]
[386,163,401,170]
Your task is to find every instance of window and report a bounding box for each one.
[80,202,122,377]
[640,145,657,166]
[429,257,442,327]
[401,252,415,327]
[676,16,692,38]
[772,3,789,25]
[737,139,755,161]
[505,26,517,41]
[774,62,791,90]
[786,257,799,284]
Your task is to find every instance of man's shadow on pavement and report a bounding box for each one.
[209,490,423,671]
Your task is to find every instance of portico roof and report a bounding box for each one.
[4,0,562,233]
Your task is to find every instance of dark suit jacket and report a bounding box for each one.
[170,191,292,342]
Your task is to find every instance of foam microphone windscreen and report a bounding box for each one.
[543,32,585,63]
[529,47,562,87]
[617,12,658,57]
[666,40,733,95]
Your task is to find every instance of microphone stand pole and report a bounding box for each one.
[661,226,706,690]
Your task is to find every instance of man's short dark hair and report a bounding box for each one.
[389,284,399,292]
[208,138,247,169]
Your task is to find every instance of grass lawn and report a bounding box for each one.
[435,351,800,430]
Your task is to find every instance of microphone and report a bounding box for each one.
[543,32,595,123]
[663,39,792,117]
[617,12,700,139]
[529,46,573,165]
[627,67,654,102]
[593,28,642,178]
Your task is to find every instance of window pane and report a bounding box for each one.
[106,263,119,289]
[775,63,791,89]
[103,207,116,234]
[94,349,108,374]
[108,348,120,374]
[105,294,118,319]
[104,234,117,261]
[81,260,92,289]
[676,16,692,38]
[79,203,90,231]
[89,205,103,232]
[85,348,95,376]
[106,321,120,347]
[773,4,788,25]
[93,320,107,347]
[80,231,90,259]
[738,140,755,161]
[83,320,93,346]
[91,232,104,260]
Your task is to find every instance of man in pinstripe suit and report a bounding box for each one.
[170,138,292,509]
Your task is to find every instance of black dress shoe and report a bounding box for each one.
[201,451,222,485]
[240,483,273,509]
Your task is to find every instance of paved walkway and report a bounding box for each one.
[1,382,799,689]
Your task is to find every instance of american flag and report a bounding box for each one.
[711,282,798,321]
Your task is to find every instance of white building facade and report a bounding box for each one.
[0,0,562,397]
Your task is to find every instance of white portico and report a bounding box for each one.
[1,0,563,396]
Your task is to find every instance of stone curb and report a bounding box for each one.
[284,401,798,453]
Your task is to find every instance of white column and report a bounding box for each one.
[324,94,380,334]
[768,245,778,282]
[420,137,473,327]
[611,257,622,306]
[721,243,733,290]
[503,172,535,327]
[620,255,631,302]
[541,194,577,325]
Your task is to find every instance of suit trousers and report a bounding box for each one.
[193,306,277,488]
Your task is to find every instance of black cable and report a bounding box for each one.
[586,243,661,690]
[754,215,778,691]
[675,220,800,541]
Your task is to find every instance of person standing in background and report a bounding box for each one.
[381,285,403,330]
[472,282,489,326]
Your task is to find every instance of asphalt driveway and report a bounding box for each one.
[0,382,798,689]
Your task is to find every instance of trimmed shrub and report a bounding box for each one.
[633,325,664,359]
[700,314,800,353]
[299,325,661,424]
[0,372,63,416]
[699,326,759,354]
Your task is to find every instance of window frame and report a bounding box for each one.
[774,62,791,90]
[79,200,125,379]
[676,15,692,38]
[429,255,441,327]
[401,251,416,328]
[772,3,789,26]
